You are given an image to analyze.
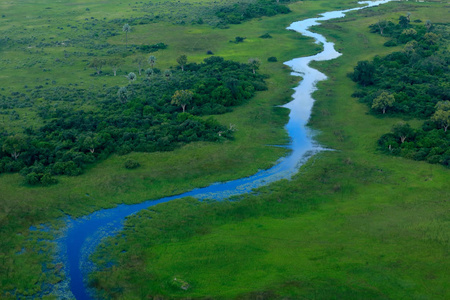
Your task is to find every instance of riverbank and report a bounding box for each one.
[0,0,363,297]
[89,1,450,298]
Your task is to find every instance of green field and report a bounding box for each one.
[0,0,449,299]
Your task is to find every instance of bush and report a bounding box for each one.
[259,33,272,39]
[267,56,277,62]
[384,39,398,47]
[232,36,246,43]
[25,172,41,185]
[124,159,140,169]
[41,173,57,186]
[24,172,57,186]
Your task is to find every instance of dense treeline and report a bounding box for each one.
[0,57,267,184]
[216,0,291,26]
[350,16,449,167]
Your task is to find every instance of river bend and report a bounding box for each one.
[55,1,393,298]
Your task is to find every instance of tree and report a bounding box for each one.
[248,58,260,74]
[107,58,123,76]
[148,55,156,68]
[118,86,129,103]
[171,90,194,113]
[163,69,172,80]
[80,133,103,153]
[376,20,388,36]
[391,122,414,144]
[2,134,26,160]
[123,23,131,48]
[145,68,153,78]
[176,55,188,71]
[423,32,439,45]
[399,16,409,28]
[133,55,145,76]
[372,91,395,114]
[425,20,432,31]
[351,60,375,86]
[89,58,106,75]
[403,40,418,58]
[126,72,136,83]
[432,101,450,132]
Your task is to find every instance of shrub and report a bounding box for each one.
[232,37,246,43]
[124,159,140,169]
[384,39,398,47]
[259,33,272,39]
[41,173,57,186]
[25,172,41,185]
[267,56,277,62]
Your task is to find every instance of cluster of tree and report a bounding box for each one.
[136,42,167,53]
[378,113,449,166]
[0,56,265,185]
[350,18,448,117]
[215,0,291,26]
[369,13,433,46]
[350,17,449,167]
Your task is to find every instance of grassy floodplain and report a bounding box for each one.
[0,0,368,297]
[0,0,448,299]
[90,1,450,299]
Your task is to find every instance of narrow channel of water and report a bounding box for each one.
[56,1,392,298]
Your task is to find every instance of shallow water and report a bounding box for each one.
[57,1,393,298]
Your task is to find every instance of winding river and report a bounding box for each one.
[56,1,393,298]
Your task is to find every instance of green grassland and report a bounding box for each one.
[89,1,450,299]
[0,0,370,297]
[0,0,449,298]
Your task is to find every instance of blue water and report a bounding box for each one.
[55,1,393,298]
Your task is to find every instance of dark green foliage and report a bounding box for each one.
[357,21,450,167]
[349,60,375,86]
[383,39,397,47]
[137,42,167,53]
[259,33,272,39]
[24,172,58,186]
[231,36,246,43]
[216,0,291,26]
[267,56,277,62]
[351,23,449,118]
[124,159,140,169]
[378,121,450,167]
[0,57,266,181]
[399,15,410,28]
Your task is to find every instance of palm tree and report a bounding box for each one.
[145,68,153,77]
[123,23,131,48]
[126,72,136,83]
[117,86,129,103]
[148,55,156,68]
[163,69,172,80]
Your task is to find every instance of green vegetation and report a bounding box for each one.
[215,0,292,27]
[88,1,450,299]
[1,0,326,296]
[350,16,449,167]
[0,55,267,184]
[1,0,448,299]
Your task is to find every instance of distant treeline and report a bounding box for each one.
[0,57,267,185]
[350,16,449,167]
[216,0,291,26]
